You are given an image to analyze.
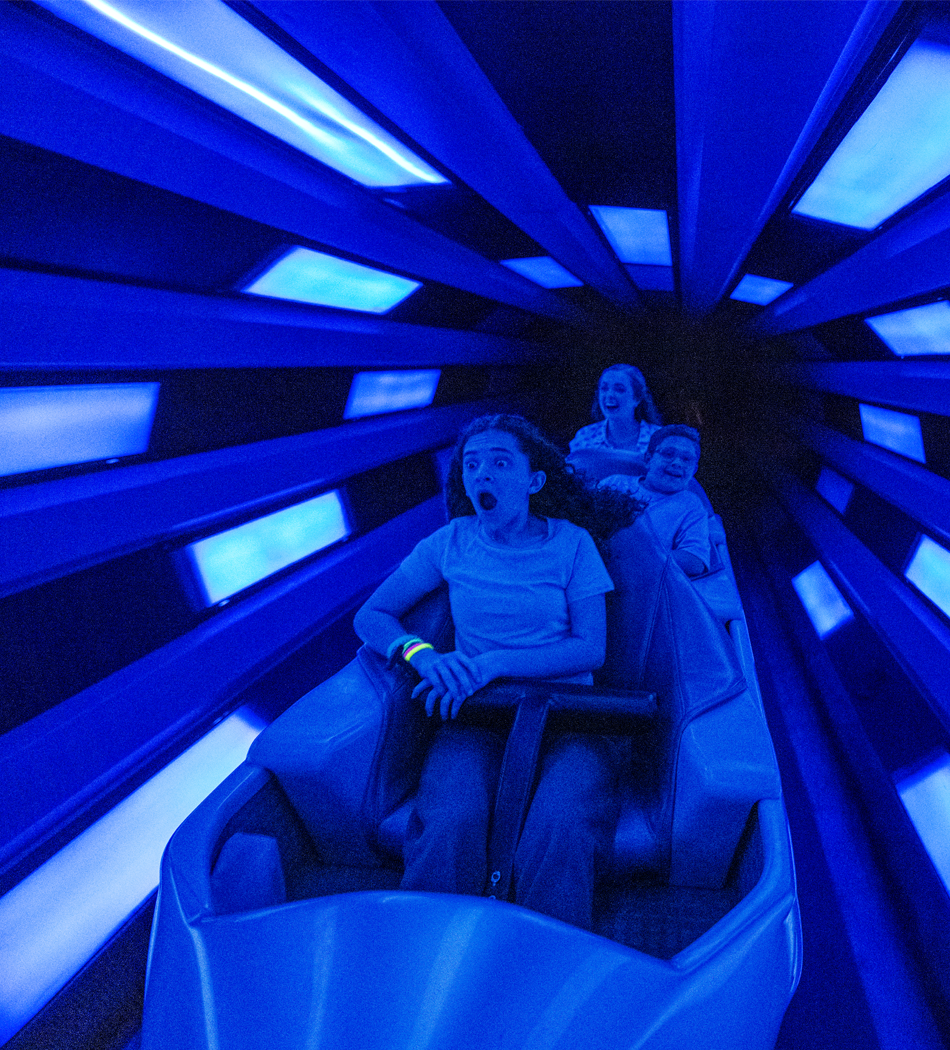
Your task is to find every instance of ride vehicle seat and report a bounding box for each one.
[242,511,780,900]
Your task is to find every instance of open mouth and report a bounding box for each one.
[477,491,497,510]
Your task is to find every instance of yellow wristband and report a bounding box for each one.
[402,641,434,663]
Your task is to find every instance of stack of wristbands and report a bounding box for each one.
[385,634,434,665]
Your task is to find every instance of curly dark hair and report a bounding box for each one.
[591,364,663,425]
[445,414,640,550]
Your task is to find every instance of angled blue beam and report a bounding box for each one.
[0,395,533,599]
[751,190,950,336]
[780,360,950,418]
[790,415,950,550]
[0,271,552,370]
[254,0,639,310]
[775,470,950,729]
[0,498,443,877]
[0,3,583,326]
[674,0,898,314]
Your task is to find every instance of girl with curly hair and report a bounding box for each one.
[354,414,634,929]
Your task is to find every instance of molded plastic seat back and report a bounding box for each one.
[247,587,452,866]
[601,516,781,885]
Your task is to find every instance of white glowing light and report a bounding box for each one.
[0,709,263,1044]
[189,489,350,605]
[792,561,854,638]
[0,383,159,477]
[37,0,447,187]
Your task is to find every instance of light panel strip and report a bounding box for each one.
[344,370,441,419]
[816,467,854,515]
[866,300,950,357]
[243,247,421,313]
[794,39,950,229]
[792,560,854,638]
[905,535,950,620]
[730,274,794,305]
[0,383,160,478]
[896,752,950,897]
[0,709,264,1044]
[859,403,926,464]
[589,206,673,266]
[188,489,351,605]
[37,0,447,187]
[499,257,583,289]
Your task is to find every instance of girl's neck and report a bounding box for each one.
[606,416,640,448]
[479,511,547,547]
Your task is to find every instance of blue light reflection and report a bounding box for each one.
[730,274,794,305]
[866,300,950,357]
[244,247,421,313]
[794,39,950,229]
[792,561,854,639]
[896,752,950,897]
[0,709,263,1044]
[344,370,440,419]
[189,490,350,605]
[905,535,950,620]
[589,207,673,266]
[0,383,159,478]
[38,0,447,187]
[499,257,582,288]
[816,468,854,515]
[859,403,926,464]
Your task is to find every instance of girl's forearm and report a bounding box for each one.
[479,637,605,683]
[353,605,415,658]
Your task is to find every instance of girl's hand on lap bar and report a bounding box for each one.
[411,650,483,719]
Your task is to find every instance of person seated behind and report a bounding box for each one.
[600,424,710,577]
[354,414,634,930]
[568,363,663,480]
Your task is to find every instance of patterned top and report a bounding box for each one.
[569,419,660,455]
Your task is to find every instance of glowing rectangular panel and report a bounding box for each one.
[905,535,950,619]
[0,708,263,1045]
[243,247,421,313]
[343,370,440,419]
[0,383,159,478]
[499,257,582,288]
[730,274,794,305]
[589,207,673,266]
[866,300,950,357]
[189,490,350,605]
[792,560,854,638]
[36,0,446,188]
[859,403,926,463]
[897,753,950,897]
[816,467,854,515]
[793,39,950,229]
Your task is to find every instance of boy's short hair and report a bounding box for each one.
[646,424,701,459]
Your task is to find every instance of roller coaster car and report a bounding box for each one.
[142,492,802,1050]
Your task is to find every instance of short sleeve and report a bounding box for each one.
[566,528,614,603]
[396,526,450,593]
[673,496,711,569]
[569,421,606,451]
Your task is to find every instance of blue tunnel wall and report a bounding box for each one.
[2,2,950,1047]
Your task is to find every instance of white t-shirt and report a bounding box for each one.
[396,516,614,683]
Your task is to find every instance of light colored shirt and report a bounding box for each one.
[569,419,660,455]
[397,516,614,683]
[599,476,711,570]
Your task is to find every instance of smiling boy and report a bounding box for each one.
[599,425,711,577]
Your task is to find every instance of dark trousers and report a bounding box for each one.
[401,724,623,930]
